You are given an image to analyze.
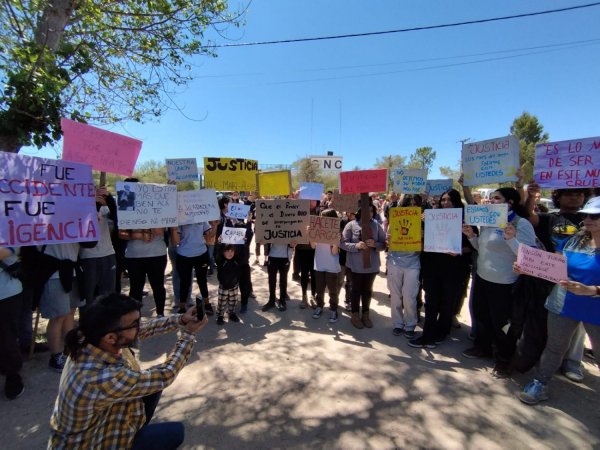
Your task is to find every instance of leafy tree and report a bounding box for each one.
[374,154,406,191]
[0,1,242,152]
[292,157,322,186]
[439,163,461,190]
[406,146,437,174]
[510,112,549,181]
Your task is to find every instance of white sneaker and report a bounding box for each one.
[312,307,322,319]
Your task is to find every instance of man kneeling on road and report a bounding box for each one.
[48,293,207,449]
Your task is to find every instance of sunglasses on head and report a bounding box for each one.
[583,213,600,220]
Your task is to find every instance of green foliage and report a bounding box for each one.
[374,154,406,191]
[406,146,437,173]
[0,0,241,151]
[510,112,549,182]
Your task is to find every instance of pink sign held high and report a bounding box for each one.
[339,169,388,194]
[61,118,142,176]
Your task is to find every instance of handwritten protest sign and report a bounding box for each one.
[388,207,422,252]
[166,158,198,182]
[534,136,600,188]
[0,153,98,246]
[221,226,246,245]
[392,168,427,194]
[299,182,324,200]
[331,190,360,213]
[426,179,453,197]
[424,208,463,254]
[203,157,258,191]
[116,182,177,229]
[254,199,310,244]
[257,170,292,197]
[517,244,567,283]
[462,135,519,186]
[309,215,341,245]
[61,118,142,176]
[227,203,251,220]
[177,189,219,225]
[340,169,387,194]
[465,204,508,228]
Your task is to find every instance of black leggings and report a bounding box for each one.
[127,256,167,315]
[350,271,377,313]
[176,251,209,303]
[297,248,316,295]
[267,257,289,300]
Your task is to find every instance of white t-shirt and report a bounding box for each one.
[313,243,341,273]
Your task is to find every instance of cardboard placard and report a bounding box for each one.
[465,204,508,228]
[331,190,360,213]
[166,158,198,182]
[0,153,98,246]
[116,182,177,229]
[388,207,422,252]
[203,157,258,191]
[424,208,463,254]
[61,118,142,176]
[177,189,220,225]
[461,135,519,186]
[309,215,341,245]
[254,199,310,244]
[534,137,600,188]
[221,226,246,245]
[227,203,251,220]
[425,179,453,196]
[299,182,324,200]
[339,169,387,194]
[392,168,427,194]
[257,170,292,197]
[517,244,567,283]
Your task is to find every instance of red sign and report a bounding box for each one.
[339,169,387,194]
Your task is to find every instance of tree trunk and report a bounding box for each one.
[34,0,78,50]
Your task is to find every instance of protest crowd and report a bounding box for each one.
[1,134,600,449]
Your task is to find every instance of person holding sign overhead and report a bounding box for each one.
[341,204,386,329]
[518,196,600,405]
[461,187,537,377]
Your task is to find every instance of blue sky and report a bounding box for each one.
[24,0,600,179]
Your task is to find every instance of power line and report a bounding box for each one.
[203,2,600,49]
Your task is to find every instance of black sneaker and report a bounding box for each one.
[492,361,512,379]
[262,300,276,312]
[216,315,225,325]
[204,302,215,316]
[408,336,437,349]
[276,299,287,311]
[403,330,416,339]
[49,352,66,373]
[207,268,214,276]
[5,374,24,400]
[228,312,241,323]
[392,327,403,336]
[462,347,491,359]
[240,304,248,314]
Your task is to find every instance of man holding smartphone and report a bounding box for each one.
[48,293,207,450]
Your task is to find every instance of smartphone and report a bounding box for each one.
[195,298,206,322]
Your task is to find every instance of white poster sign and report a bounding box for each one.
[461,135,520,186]
[311,156,343,172]
[221,226,246,244]
[227,203,251,220]
[424,208,463,254]
[177,189,220,225]
[465,204,508,228]
[117,182,178,229]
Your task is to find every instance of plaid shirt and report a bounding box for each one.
[48,315,196,449]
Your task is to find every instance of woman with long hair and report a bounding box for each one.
[519,196,600,404]
[409,188,474,348]
[341,204,386,329]
[461,187,537,376]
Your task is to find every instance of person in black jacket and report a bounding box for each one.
[215,244,242,325]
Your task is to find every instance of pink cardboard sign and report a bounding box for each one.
[61,118,142,176]
[339,169,388,194]
[517,244,567,283]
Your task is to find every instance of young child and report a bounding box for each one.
[310,209,341,323]
[216,244,241,325]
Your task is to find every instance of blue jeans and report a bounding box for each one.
[131,391,185,449]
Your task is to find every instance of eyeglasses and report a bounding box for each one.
[583,213,600,220]
[112,318,141,333]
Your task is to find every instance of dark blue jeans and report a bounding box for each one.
[131,391,185,450]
